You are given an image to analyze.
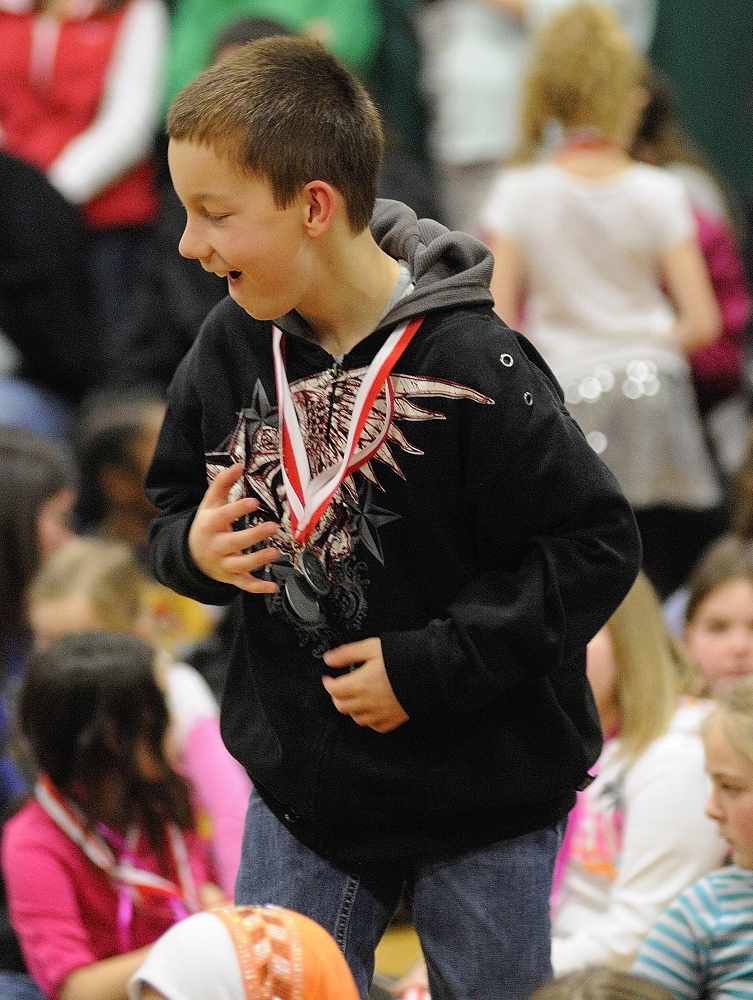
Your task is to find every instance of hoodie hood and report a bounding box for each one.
[277,199,495,341]
[370,199,495,327]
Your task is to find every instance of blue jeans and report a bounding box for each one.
[0,972,46,1000]
[236,790,561,1000]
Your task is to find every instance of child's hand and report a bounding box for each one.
[322,638,409,733]
[188,464,280,593]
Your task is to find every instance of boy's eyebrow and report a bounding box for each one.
[189,191,231,203]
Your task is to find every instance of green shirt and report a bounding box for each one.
[163,0,382,113]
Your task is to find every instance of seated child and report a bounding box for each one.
[550,573,725,973]
[26,537,250,897]
[128,904,359,1000]
[2,632,222,1000]
[72,389,215,658]
[0,425,77,998]
[633,676,753,999]
[681,534,753,698]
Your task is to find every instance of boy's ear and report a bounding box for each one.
[302,180,336,236]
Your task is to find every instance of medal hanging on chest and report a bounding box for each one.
[272,316,424,622]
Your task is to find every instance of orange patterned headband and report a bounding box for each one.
[214,907,304,1000]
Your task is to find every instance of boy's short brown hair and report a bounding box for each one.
[167,36,384,233]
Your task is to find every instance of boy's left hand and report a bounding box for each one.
[322,639,408,733]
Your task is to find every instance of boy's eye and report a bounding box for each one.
[203,211,229,222]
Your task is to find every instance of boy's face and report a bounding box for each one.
[169,139,314,321]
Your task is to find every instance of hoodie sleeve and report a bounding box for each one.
[380,320,643,720]
[145,317,243,607]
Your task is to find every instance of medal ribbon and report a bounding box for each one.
[36,775,199,952]
[272,315,424,545]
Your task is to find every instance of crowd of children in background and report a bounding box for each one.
[0,0,751,999]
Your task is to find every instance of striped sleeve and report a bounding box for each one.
[633,869,753,1000]
[633,890,707,1000]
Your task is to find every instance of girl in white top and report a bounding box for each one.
[551,572,726,972]
[481,1,722,598]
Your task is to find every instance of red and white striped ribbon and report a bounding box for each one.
[272,316,423,545]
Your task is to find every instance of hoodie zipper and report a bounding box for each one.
[324,357,343,448]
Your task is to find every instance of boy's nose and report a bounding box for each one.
[178,229,197,260]
[178,219,205,262]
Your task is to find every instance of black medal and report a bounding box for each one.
[283,574,322,624]
[297,548,330,597]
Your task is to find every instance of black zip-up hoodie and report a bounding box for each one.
[146,200,642,869]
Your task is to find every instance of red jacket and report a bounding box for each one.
[0,2,158,230]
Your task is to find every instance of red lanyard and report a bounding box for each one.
[272,316,424,546]
[36,775,199,951]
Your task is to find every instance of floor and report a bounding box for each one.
[371,922,423,996]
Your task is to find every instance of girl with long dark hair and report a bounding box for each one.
[2,631,221,1000]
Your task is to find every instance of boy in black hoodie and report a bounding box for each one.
[147,35,642,1000]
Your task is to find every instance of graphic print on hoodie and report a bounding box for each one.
[206,369,493,653]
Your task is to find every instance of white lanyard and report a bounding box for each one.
[272,315,424,545]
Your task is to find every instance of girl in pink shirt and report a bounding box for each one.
[2,631,223,1000]
[26,536,251,897]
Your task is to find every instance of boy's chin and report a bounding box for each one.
[235,295,287,323]
[241,304,280,322]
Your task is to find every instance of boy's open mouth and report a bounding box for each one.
[229,270,242,280]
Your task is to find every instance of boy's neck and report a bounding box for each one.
[297,228,403,357]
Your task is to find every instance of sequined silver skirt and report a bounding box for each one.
[561,358,722,509]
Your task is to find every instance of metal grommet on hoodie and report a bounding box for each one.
[500,353,514,367]
[523,391,533,406]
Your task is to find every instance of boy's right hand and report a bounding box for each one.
[188,463,280,594]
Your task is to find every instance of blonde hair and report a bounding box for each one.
[711,675,753,768]
[27,536,147,634]
[511,2,645,164]
[606,572,686,761]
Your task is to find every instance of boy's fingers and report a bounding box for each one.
[234,575,279,595]
[218,495,265,525]
[203,463,245,507]
[224,546,281,575]
[323,638,378,668]
[215,520,279,557]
